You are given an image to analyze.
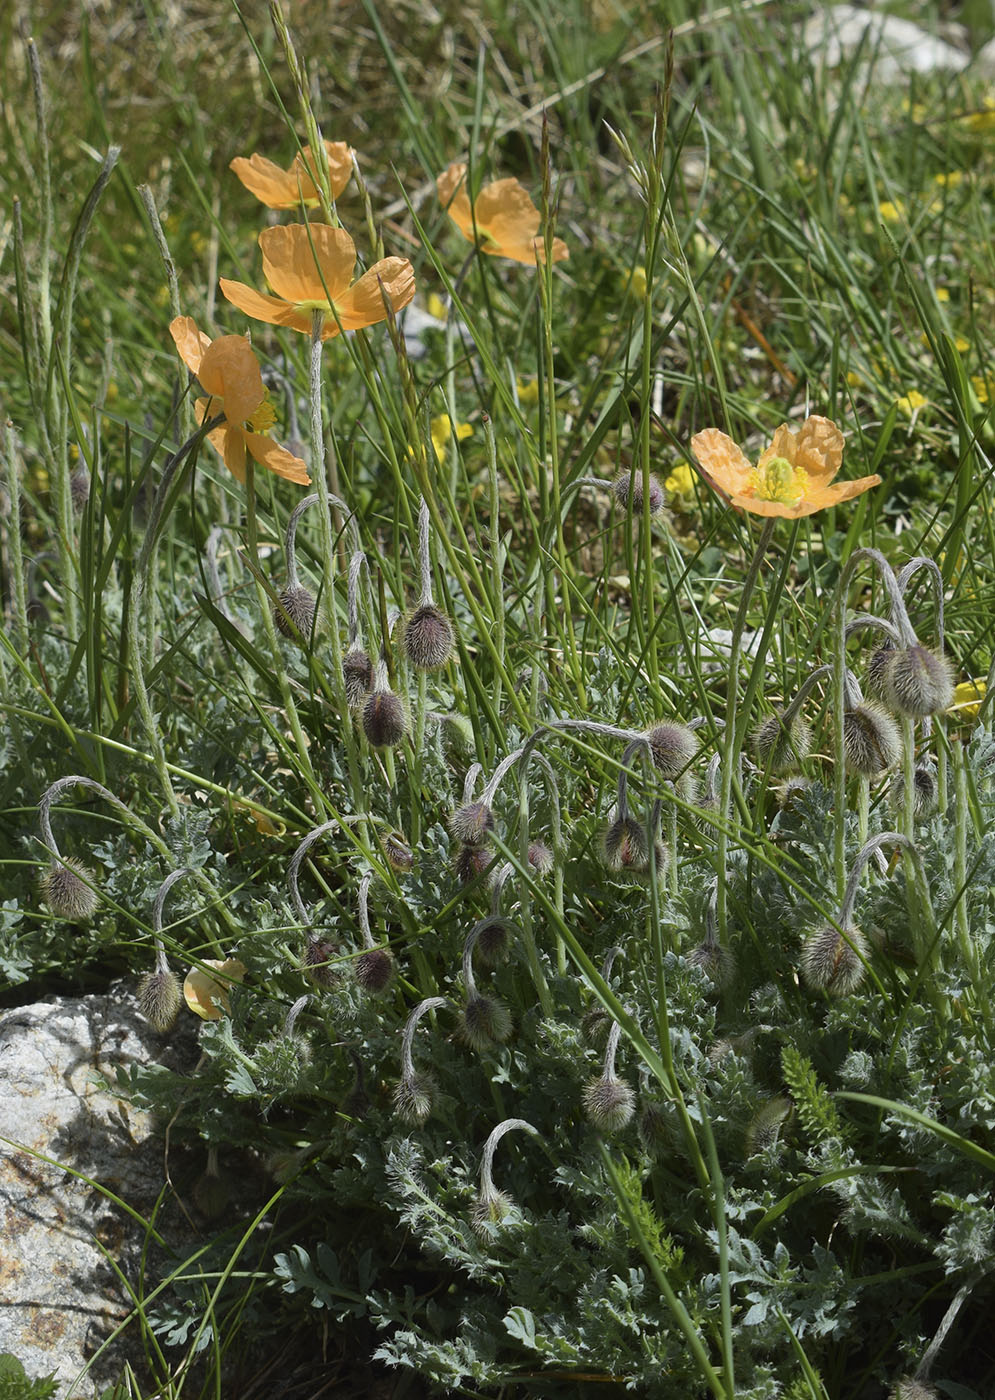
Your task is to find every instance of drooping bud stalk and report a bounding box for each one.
[460,921,512,1050]
[342,548,373,704]
[137,866,191,1031]
[287,818,350,984]
[583,1021,635,1131]
[353,870,394,992]
[600,743,667,880]
[689,882,735,990]
[394,995,449,1125]
[274,492,319,640]
[471,1117,539,1236]
[564,472,664,517]
[582,945,623,1044]
[402,499,455,671]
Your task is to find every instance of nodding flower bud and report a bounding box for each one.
[889,1380,938,1400]
[600,813,666,879]
[800,922,868,995]
[527,841,554,876]
[362,680,407,749]
[382,830,414,873]
[843,702,902,776]
[342,647,373,706]
[40,857,99,921]
[646,722,698,779]
[745,1096,793,1156]
[890,762,937,819]
[460,994,512,1051]
[475,916,513,966]
[274,584,316,639]
[866,644,895,699]
[453,843,494,888]
[450,801,494,846]
[302,936,338,988]
[612,469,664,515]
[70,467,91,513]
[752,710,812,774]
[882,645,955,717]
[470,1187,514,1236]
[392,1071,435,1126]
[403,603,455,670]
[354,947,395,993]
[137,967,183,1031]
[583,1022,635,1132]
[471,1118,537,1237]
[688,937,736,991]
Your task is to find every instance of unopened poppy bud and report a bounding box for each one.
[866,644,894,699]
[274,584,316,639]
[527,840,554,876]
[583,1073,635,1132]
[354,947,395,993]
[745,1096,793,1156]
[612,469,664,515]
[137,967,183,1031]
[403,603,455,670]
[688,938,736,991]
[342,647,373,706]
[646,722,698,778]
[393,1071,435,1125]
[638,1099,670,1154]
[581,1004,611,1045]
[475,917,512,965]
[40,857,99,921]
[843,702,902,775]
[70,467,90,512]
[453,842,494,887]
[383,830,414,872]
[460,994,512,1051]
[470,1187,514,1236]
[752,710,812,774]
[450,801,494,846]
[883,645,954,717]
[302,936,338,988]
[800,922,868,995]
[601,814,646,872]
[890,763,937,818]
[362,686,407,748]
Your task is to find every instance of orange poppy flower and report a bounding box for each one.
[168,316,310,485]
[229,140,353,210]
[219,224,416,342]
[690,416,880,519]
[183,957,247,1020]
[437,162,569,266]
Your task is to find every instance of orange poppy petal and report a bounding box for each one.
[243,430,312,484]
[219,278,314,334]
[690,428,755,497]
[332,257,416,330]
[230,153,303,210]
[476,178,542,244]
[183,958,246,1020]
[756,423,797,471]
[296,141,354,201]
[259,223,355,304]
[169,315,212,376]
[490,234,570,265]
[729,472,880,518]
[792,415,845,485]
[196,335,265,423]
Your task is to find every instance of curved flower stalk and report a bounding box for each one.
[137,866,192,1031]
[343,547,374,705]
[287,817,364,981]
[689,883,735,991]
[582,945,624,1044]
[583,1021,635,1132]
[403,499,455,673]
[471,1118,539,1236]
[460,920,513,1051]
[601,743,666,882]
[752,665,830,776]
[437,163,568,266]
[353,870,394,993]
[394,996,450,1125]
[273,490,353,642]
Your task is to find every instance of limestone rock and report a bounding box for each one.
[805,5,970,81]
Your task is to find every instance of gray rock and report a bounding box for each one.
[0,986,195,1397]
[805,5,970,81]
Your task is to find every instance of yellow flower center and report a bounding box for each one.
[246,393,277,434]
[749,455,807,506]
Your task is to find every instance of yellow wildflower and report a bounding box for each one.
[933,171,964,189]
[183,958,247,1020]
[625,266,648,299]
[427,292,448,321]
[516,378,540,405]
[878,200,905,224]
[664,463,695,499]
[895,391,928,418]
[949,679,986,720]
[431,414,473,461]
[971,375,991,405]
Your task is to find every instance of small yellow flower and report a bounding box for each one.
[935,288,950,303]
[895,390,928,418]
[949,679,986,720]
[971,375,991,405]
[183,958,247,1020]
[431,414,473,461]
[664,463,695,499]
[878,200,905,224]
[933,171,964,189]
[960,95,995,132]
[437,163,568,265]
[427,292,448,321]
[625,265,648,299]
[516,378,540,405]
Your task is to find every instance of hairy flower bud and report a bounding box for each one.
[688,938,736,991]
[745,1096,793,1156]
[470,1188,514,1236]
[612,469,664,515]
[882,645,954,717]
[601,814,666,878]
[889,1379,938,1400]
[302,936,338,988]
[273,584,316,639]
[137,967,182,1031]
[752,710,812,774]
[646,722,698,779]
[393,1071,435,1125]
[40,857,99,921]
[342,647,373,706]
[843,702,902,776]
[362,687,407,748]
[453,842,494,887]
[866,644,894,699]
[637,1099,671,1154]
[354,947,395,993]
[450,801,494,846]
[403,603,455,670]
[460,994,512,1051]
[582,1072,635,1132]
[70,467,91,513]
[890,763,937,818]
[800,923,868,995]
[475,917,512,966]
[382,830,414,872]
[527,840,554,876]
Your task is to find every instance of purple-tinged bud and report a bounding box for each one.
[273,584,316,639]
[450,802,494,846]
[600,814,666,879]
[866,644,894,699]
[453,843,494,888]
[460,995,512,1051]
[646,722,698,778]
[354,947,395,993]
[843,702,902,776]
[362,687,407,748]
[889,763,937,818]
[752,710,812,774]
[527,840,554,876]
[882,645,954,717]
[612,469,664,515]
[40,857,99,921]
[403,603,455,670]
[475,917,512,966]
[301,936,338,988]
[343,647,373,706]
